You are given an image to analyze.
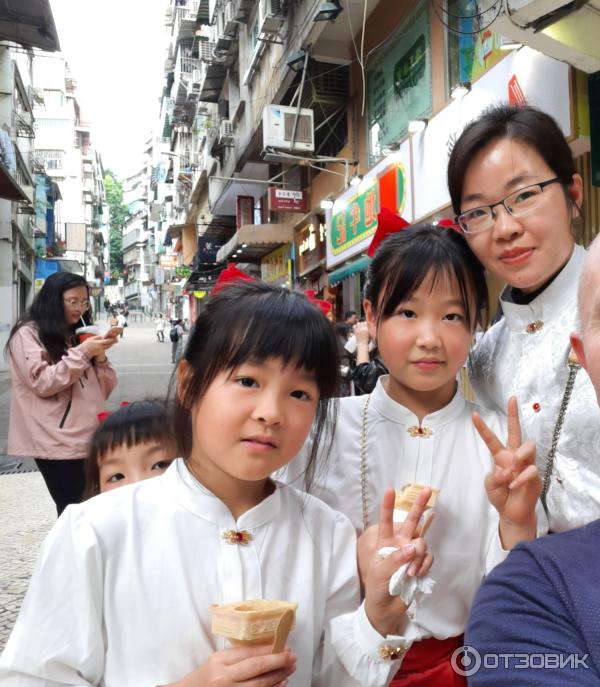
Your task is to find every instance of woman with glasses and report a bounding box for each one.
[447,103,600,533]
[5,272,118,515]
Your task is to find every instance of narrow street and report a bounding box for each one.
[0,320,176,648]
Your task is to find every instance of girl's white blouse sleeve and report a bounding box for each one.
[0,506,105,686]
[0,462,403,687]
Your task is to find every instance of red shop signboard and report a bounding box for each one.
[268,187,308,213]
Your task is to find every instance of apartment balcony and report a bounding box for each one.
[122,227,148,251]
[198,60,227,103]
[17,254,34,285]
[123,280,142,299]
[0,157,29,202]
[14,146,34,206]
[174,0,201,40]
[14,217,36,253]
[29,152,45,175]
[35,149,66,178]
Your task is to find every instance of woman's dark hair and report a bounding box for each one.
[4,272,92,363]
[447,104,576,216]
[84,400,175,498]
[171,280,340,491]
[365,223,488,330]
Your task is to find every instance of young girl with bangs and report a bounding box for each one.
[83,400,176,498]
[0,280,432,687]
[286,220,543,686]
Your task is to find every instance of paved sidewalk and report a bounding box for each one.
[0,321,174,651]
[0,472,54,649]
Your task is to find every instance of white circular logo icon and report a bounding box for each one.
[451,645,482,677]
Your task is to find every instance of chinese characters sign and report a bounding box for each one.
[294,216,326,276]
[261,244,292,286]
[366,2,432,163]
[268,187,308,212]
[329,161,407,258]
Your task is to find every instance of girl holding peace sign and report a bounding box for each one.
[286,222,542,686]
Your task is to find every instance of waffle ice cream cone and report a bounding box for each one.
[394,483,439,511]
[211,599,297,651]
[394,484,439,536]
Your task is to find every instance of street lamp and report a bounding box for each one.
[408,119,427,134]
[450,81,471,99]
[286,49,307,72]
[313,0,343,22]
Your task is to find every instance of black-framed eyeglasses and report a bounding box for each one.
[456,177,570,235]
[64,298,91,309]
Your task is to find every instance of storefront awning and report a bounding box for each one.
[216,223,294,263]
[0,0,60,51]
[328,255,369,285]
[0,158,29,202]
[167,223,195,240]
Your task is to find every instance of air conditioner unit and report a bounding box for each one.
[258,0,284,35]
[191,69,202,86]
[199,40,217,63]
[215,33,233,55]
[506,0,576,27]
[219,119,235,145]
[224,0,237,29]
[262,105,314,152]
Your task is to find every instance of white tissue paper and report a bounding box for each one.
[376,546,436,613]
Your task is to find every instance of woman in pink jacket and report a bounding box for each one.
[5,272,118,515]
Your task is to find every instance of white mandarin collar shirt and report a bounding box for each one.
[0,460,403,687]
[286,378,510,643]
[469,244,600,532]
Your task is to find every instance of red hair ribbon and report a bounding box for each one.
[212,263,255,295]
[304,289,332,316]
[366,208,411,257]
[96,401,130,423]
[436,218,463,233]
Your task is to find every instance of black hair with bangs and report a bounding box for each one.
[5,271,93,364]
[172,280,340,490]
[84,400,175,498]
[365,223,488,330]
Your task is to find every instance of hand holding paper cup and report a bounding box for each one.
[76,324,112,343]
[75,325,100,343]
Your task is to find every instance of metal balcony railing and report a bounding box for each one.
[122,228,147,250]
[180,55,199,74]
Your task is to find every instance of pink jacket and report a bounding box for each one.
[7,324,118,460]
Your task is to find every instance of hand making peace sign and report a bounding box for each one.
[472,396,541,548]
[362,487,433,638]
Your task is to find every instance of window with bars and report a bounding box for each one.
[37,150,65,170]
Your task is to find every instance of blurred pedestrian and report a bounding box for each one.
[344,310,358,327]
[169,318,185,363]
[350,320,388,396]
[154,313,167,342]
[4,272,118,515]
[116,310,126,338]
[334,321,353,397]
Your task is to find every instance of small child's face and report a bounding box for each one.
[99,441,174,493]
[188,358,319,486]
[366,270,474,401]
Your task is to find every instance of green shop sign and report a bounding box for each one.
[330,162,407,256]
[366,2,431,164]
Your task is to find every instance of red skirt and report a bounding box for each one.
[390,635,466,687]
